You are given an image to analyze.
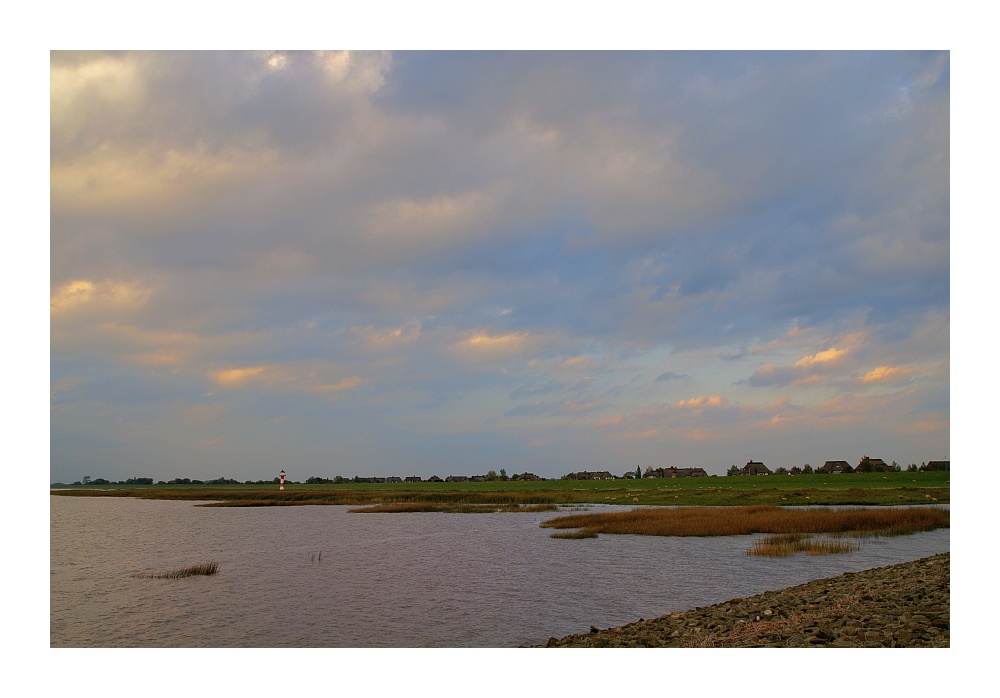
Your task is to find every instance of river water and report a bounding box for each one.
[50,495,950,647]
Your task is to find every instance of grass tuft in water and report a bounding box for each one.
[134,562,219,579]
[549,530,599,539]
[747,533,860,557]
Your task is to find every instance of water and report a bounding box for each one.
[50,496,950,647]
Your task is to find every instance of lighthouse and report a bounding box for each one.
[279,469,285,491]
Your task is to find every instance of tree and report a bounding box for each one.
[802,464,813,474]
[635,466,642,479]
[727,465,739,476]
[906,463,918,472]
[82,475,92,485]
[500,468,508,481]
[775,467,788,475]
[485,470,499,481]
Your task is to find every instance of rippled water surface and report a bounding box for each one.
[50,496,950,647]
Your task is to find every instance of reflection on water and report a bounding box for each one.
[50,496,950,647]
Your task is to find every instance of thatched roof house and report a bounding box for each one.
[567,470,615,480]
[740,460,772,476]
[819,460,853,474]
[855,456,889,472]
[644,466,708,478]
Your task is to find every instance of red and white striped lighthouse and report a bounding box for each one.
[279,469,285,491]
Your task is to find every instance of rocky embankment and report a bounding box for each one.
[542,553,949,647]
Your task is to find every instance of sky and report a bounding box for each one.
[49,50,950,483]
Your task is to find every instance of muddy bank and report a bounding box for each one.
[541,553,949,647]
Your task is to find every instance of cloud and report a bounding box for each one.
[48,52,950,482]
[676,395,725,409]
[450,330,537,363]
[794,347,847,368]
[747,346,850,387]
[860,365,920,384]
[50,279,150,316]
[352,322,422,351]
[210,362,364,398]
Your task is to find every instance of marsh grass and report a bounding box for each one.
[540,505,949,538]
[747,532,860,557]
[348,503,558,513]
[134,562,219,579]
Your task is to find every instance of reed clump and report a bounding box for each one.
[747,533,860,557]
[549,530,599,539]
[134,562,219,579]
[540,505,949,538]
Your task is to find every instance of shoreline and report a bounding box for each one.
[540,553,949,647]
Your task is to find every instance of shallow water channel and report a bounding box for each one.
[50,496,950,647]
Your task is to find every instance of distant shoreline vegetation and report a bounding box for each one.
[51,460,949,489]
[51,471,949,508]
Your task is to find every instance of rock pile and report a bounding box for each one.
[541,553,949,647]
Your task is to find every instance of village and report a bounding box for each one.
[305,456,950,485]
[55,457,950,488]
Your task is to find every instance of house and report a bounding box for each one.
[445,476,469,482]
[371,477,387,483]
[567,470,615,480]
[740,460,772,476]
[923,460,950,471]
[427,475,443,482]
[819,460,853,474]
[385,477,403,483]
[469,475,486,482]
[404,476,422,483]
[517,472,542,481]
[644,466,708,478]
[855,456,889,472]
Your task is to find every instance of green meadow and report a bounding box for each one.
[51,471,949,508]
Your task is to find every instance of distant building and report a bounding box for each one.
[819,460,853,474]
[404,476,422,483]
[427,475,443,482]
[923,460,950,471]
[385,477,403,483]
[643,466,708,478]
[517,472,542,481]
[740,461,772,476]
[445,475,469,482]
[566,470,615,480]
[855,456,889,473]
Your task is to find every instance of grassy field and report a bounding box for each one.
[51,471,949,507]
